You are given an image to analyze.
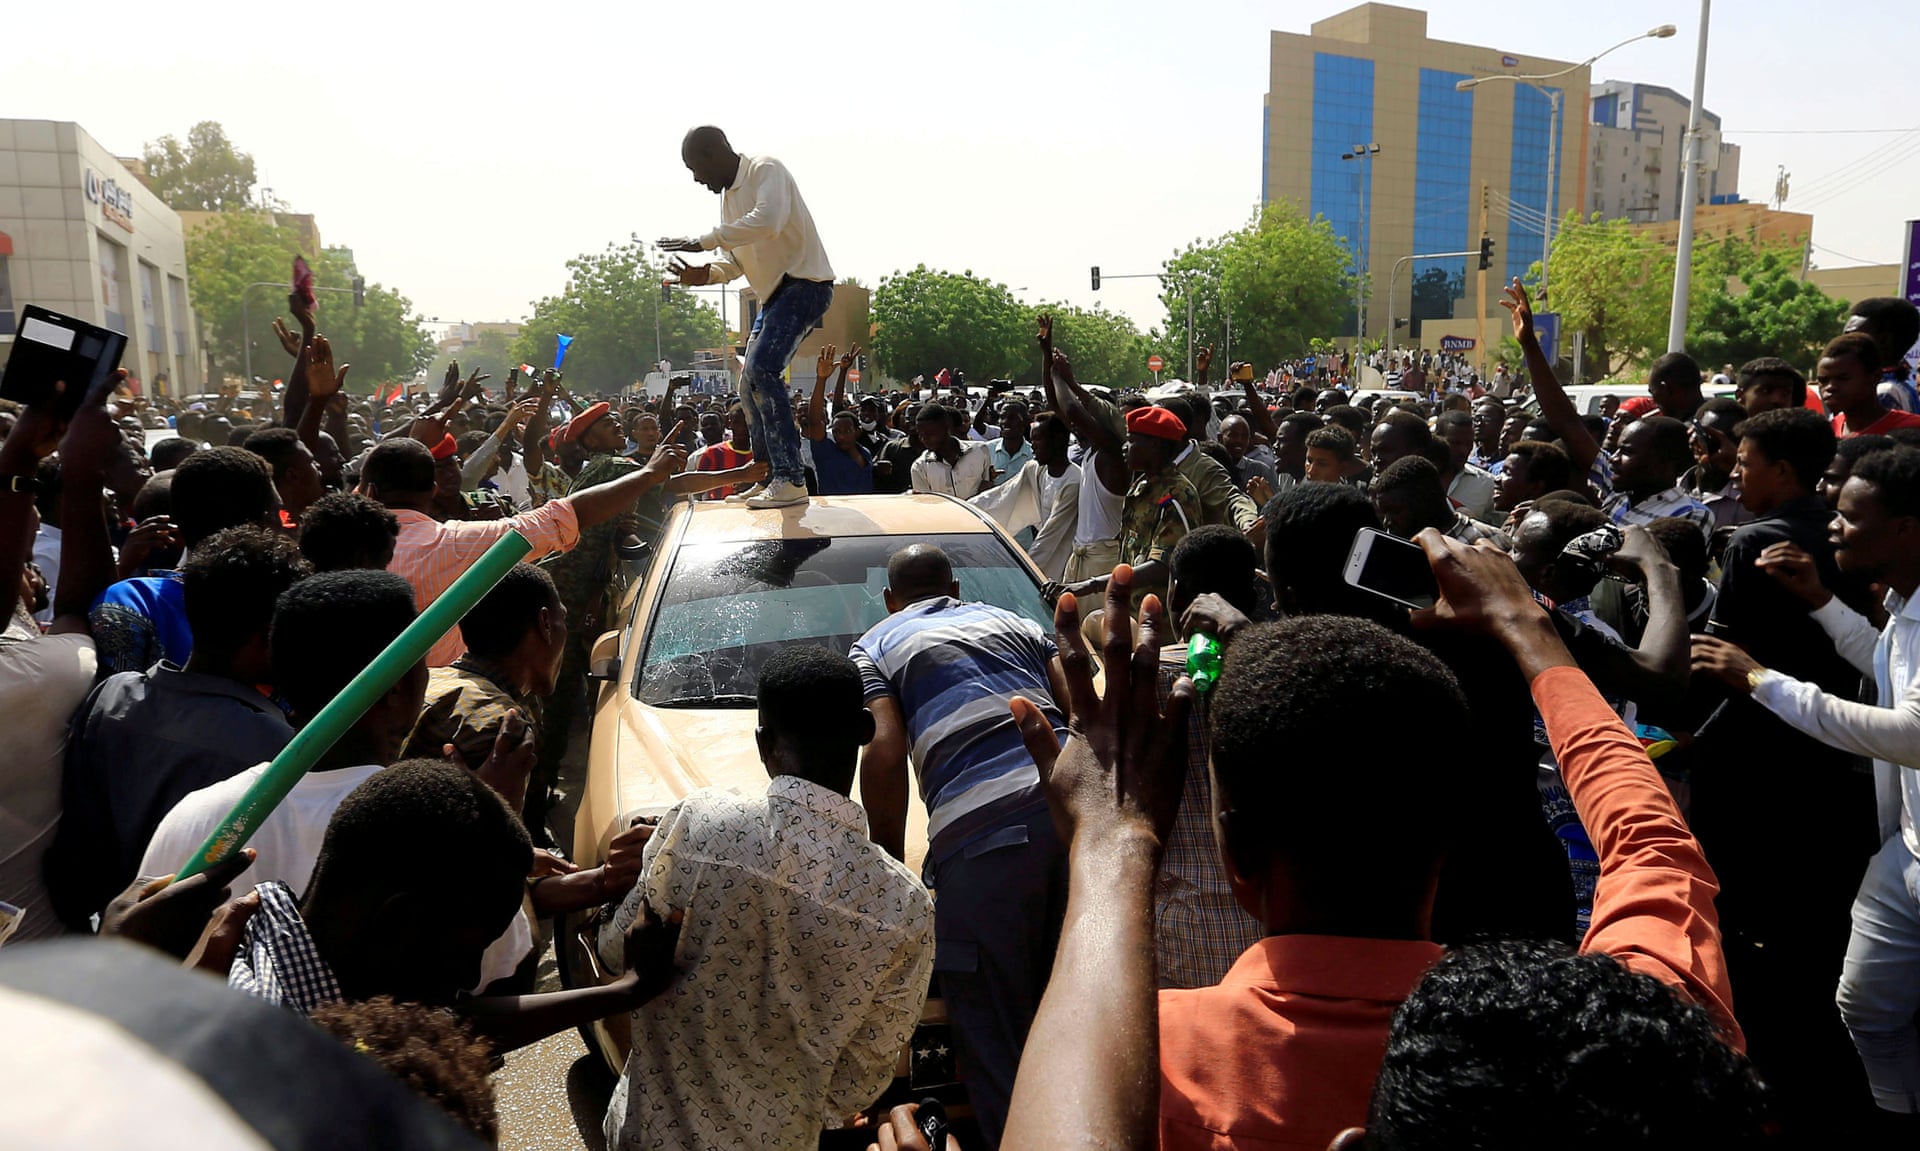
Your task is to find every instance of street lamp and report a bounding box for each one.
[1340,143,1380,345]
[1458,24,1675,305]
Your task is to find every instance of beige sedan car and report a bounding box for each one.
[556,492,1056,1118]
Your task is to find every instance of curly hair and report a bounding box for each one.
[1369,938,1769,1150]
[310,997,498,1141]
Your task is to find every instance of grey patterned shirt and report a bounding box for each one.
[602,776,935,1150]
[229,881,342,1018]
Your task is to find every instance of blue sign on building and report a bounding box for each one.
[1533,312,1561,365]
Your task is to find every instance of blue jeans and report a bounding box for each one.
[742,277,832,486]
[1838,836,1920,1113]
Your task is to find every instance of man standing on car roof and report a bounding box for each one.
[660,126,833,511]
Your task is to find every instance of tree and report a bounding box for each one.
[184,212,430,388]
[428,328,522,390]
[141,122,258,212]
[510,239,725,395]
[1531,214,1675,379]
[1686,243,1847,370]
[1155,202,1354,376]
[871,266,1030,384]
[1028,303,1152,387]
[306,247,435,390]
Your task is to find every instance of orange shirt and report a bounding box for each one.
[1157,665,1743,1151]
[1158,935,1441,1151]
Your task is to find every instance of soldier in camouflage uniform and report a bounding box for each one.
[534,403,766,843]
[1060,404,1202,603]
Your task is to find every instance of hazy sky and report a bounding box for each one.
[9,0,1915,335]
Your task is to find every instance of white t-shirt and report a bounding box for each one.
[0,607,96,941]
[138,760,532,988]
[139,762,386,895]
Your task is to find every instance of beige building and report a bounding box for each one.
[0,120,201,396]
[735,281,872,387]
[1628,202,1810,252]
[1806,262,1900,305]
[1263,3,1588,349]
[1587,81,1740,223]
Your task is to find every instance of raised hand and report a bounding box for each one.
[1011,564,1192,851]
[1499,278,1536,345]
[656,236,705,253]
[409,392,469,447]
[644,425,690,478]
[1050,349,1077,389]
[1195,345,1214,377]
[304,334,350,400]
[816,343,838,384]
[1037,313,1053,347]
[271,317,303,358]
[1407,528,1548,639]
[1246,474,1274,507]
[666,256,710,286]
[839,343,860,373]
[438,361,464,408]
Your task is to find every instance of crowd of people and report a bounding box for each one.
[6,129,1920,1149]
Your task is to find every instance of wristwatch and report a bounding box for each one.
[1746,666,1769,694]
[2,474,39,495]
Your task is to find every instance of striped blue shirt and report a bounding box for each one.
[851,596,1065,846]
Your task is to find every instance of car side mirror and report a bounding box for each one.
[588,656,621,683]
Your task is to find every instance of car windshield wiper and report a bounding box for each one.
[650,694,760,709]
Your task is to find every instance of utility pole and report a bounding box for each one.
[1476,182,1490,381]
[1667,0,1712,353]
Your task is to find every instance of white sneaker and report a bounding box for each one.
[744,481,809,509]
[725,483,765,503]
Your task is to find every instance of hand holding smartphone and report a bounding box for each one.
[1343,527,1439,610]
[0,307,128,422]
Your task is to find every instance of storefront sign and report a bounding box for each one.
[84,169,134,234]
[1439,336,1476,352]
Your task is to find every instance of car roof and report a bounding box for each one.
[672,493,1001,546]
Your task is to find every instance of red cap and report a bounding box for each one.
[1125,405,1188,442]
[1619,396,1657,418]
[429,433,459,461]
[555,401,612,446]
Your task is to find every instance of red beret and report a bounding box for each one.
[1125,405,1187,442]
[556,401,611,446]
[1619,396,1657,418]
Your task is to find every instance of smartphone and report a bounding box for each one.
[0,306,128,421]
[1343,527,1439,610]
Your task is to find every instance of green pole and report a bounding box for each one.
[173,530,534,880]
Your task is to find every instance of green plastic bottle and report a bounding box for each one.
[1186,632,1224,694]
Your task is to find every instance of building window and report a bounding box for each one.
[169,275,189,355]
[1308,52,1376,331]
[140,262,163,354]
[1505,84,1562,284]
[1411,68,1473,332]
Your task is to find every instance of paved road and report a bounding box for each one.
[493,713,610,1151]
[493,941,612,1151]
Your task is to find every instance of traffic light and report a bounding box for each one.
[1478,237,1495,271]
[660,281,672,303]
[857,353,867,372]
[351,276,365,307]
[1091,266,1101,291]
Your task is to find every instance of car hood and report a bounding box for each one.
[586,693,932,874]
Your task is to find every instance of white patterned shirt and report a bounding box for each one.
[1601,485,1714,541]
[602,776,935,1151]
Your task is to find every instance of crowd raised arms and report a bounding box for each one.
[9,124,1920,1148]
